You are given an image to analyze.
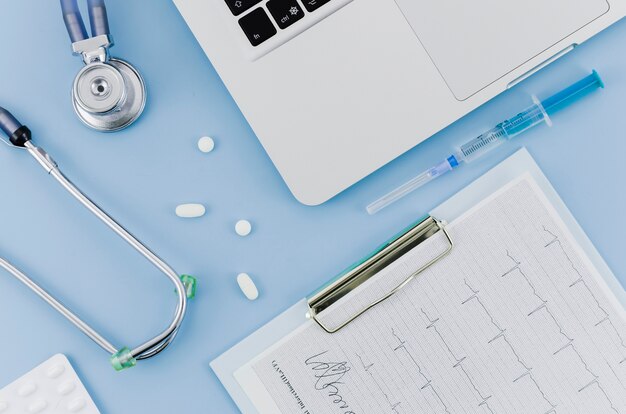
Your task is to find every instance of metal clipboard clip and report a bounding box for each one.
[307,216,453,333]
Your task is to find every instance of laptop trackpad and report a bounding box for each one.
[394,0,609,100]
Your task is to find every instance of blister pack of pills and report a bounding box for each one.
[0,354,100,414]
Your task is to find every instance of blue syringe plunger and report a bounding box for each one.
[541,70,604,115]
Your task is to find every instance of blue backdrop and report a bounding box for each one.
[0,2,624,412]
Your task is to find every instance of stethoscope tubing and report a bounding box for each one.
[0,258,118,355]
[42,144,187,360]
[61,0,110,43]
[0,107,188,362]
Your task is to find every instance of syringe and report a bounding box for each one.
[367,71,604,215]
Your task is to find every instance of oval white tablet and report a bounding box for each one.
[235,219,252,236]
[18,383,36,397]
[57,381,76,396]
[237,273,259,301]
[46,363,65,379]
[175,204,206,218]
[67,398,86,412]
[28,400,47,414]
[197,136,215,153]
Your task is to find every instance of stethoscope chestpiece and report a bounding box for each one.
[61,0,146,132]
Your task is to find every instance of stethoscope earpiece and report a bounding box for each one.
[61,0,146,132]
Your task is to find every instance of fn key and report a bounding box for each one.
[239,8,277,46]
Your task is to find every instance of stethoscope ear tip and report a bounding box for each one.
[0,106,22,137]
[0,106,32,147]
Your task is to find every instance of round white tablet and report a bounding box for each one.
[235,219,252,236]
[237,273,259,301]
[197,136,215,153]
[175,203,206,218]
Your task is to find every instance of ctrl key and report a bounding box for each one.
[239,8,277,46]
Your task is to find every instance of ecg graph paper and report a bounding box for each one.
[250,177,626,414]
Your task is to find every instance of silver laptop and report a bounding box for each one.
[174,0,625,205]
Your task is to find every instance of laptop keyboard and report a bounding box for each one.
[227,0,347,57]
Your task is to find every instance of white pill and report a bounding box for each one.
[68,398,86,412]
[235,219,252,236]
[57,380,76,396]
[46,363,65,378]
[175,204,206,218]
[18,383,37,397]
[237,273,259,301]
[28,400,47,413]
[197,136,215,153]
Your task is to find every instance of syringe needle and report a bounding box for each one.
[367,157,457,215]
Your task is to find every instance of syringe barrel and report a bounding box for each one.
[501,103,548,138]
[458,126,508,163]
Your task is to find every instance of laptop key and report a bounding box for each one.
[267,0,305,29]
[239,8,278,46]
[225,0,263,16]
[301,0,331,12]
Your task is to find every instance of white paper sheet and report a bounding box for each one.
[237,175,626,414]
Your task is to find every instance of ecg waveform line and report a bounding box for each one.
[391,328,451,414]
[356,353,403,414]
[559,342,620,414]
[502,250,619,413]
[462,279,557,414]
[607,361,626,393]
[420,308,496,413]
[503,252,550,315]
[543,226,626,365]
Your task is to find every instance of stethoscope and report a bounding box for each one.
[0,107,194,370]
[61,0,146,131]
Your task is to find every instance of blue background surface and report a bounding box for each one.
[0,1,624,413]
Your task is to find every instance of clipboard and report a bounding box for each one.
[307,215,453,333]
[211,148,626,413]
